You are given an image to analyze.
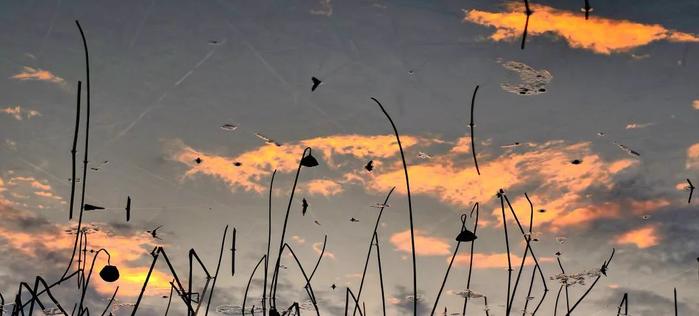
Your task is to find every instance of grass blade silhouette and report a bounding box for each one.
[371,97,417,316]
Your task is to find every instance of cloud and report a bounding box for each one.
[304,179,344,196]
[313,241,335,260]
[625,122,654,129]
[291,235,306,245]
[0,204,171,297]
[310,0,332,16]
[2,175,65,208]
[168,133,666,231]
[1,106,41,121]
[453,252,553,269]
[389,229,451,256]
[687,143,699,169]
[165,134,427,193]
[614,224,661,249]
[463,2,699,54]
[10,66,65,84]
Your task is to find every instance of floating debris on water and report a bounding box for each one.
[500,61,552,96]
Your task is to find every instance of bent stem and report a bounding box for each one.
[372,97,417,316]
[270,149,312,310]
[461,203,480,316]
[352,187,395,316]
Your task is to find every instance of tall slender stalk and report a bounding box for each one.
[498,191,513,315]
[263,170,276,316]
[374,231,387,316]
[68,81,81,220]
[205,225,229,315]
[271,149,311,310]
[468,85,481,175]
[674,288,678,316]
[565,248,615,315]
[352,187,395,316]
[431,205,477,315]
[371,97,417,315]
[616,293,628,316]
[243,255,267,315]
[461,203,480,316]
[99,286,118,316]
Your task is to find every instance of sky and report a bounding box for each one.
[1,0,698,315]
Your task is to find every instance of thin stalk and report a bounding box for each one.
[372,97,417,316]
[271,148,311,309]
[275,244,319,315]
[68,81,81,220]
[352,187,395,316]
[99,286,118,316]
[565,248,615,315]
[554,285,563,316]
[374,231,387,316]
[674,288,678,316]
[205,225,229,315]
[499,191,513,315]
[468,85,481,175]
[164,282,174,316]
[307,235,327,283]
[243,255,266,315]
[432,206,476,315]
[556,257,570,315]
[461,203,480,316]
[616,293,628,316]
[263,170,276,316]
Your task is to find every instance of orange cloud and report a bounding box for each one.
[313,241,336,260]
[368,140,644,230]
[687,143,699,169]
[304,179,343,196]
[0,207,170,297]
[463,2,699,54]
[166,134,426,193]
[453,252,551,269]
[390,229,451,256]
[614,225,661,249]
[11,66,65,84]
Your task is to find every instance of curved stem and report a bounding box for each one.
[461,203,480,316]
[100,286,119,316]
[374,232,387,316]
[468,85,480,175]
[352,187,395,316]
[432,205,476,315]
[205,225,229,316]
[371,97,417,316]
[308,235,327,284]
[271,149,310,309]
[243,255,266,315]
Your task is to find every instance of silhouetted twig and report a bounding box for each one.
[204,225,229,316]
[616,292,628,316]
[243,255,266,315]
[674,288,678,316]
[431,206,477,315]
[521,0,532,49]
[263,170,277,316]
[99,286,118,316]
[352,187,395,316]
[371,97,417,316]
[270,148,313,310]
[374,231,387,316]
[468,85,481,175]
[565,248,615,315]
[461,203,480,316]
